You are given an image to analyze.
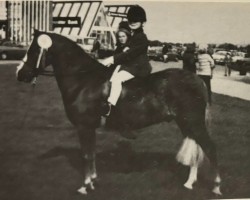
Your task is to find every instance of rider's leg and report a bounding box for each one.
[110,65,121,82]
[98,70,136,139]
[108,70,134,107]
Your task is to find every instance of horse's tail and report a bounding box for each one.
[176,137,204,167]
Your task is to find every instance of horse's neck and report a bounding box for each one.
[51,44,105,74]
[49,45,111,100]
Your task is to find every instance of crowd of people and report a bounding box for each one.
[181,43,235,105]
[182,43,215,105]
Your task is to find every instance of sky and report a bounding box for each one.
[104,0,250,45]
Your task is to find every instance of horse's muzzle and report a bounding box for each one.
[17,69,35,83]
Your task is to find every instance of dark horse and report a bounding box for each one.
[16,30,222,195]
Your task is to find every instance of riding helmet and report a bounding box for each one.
[127,5,147,23]
[118,21,131,32]
[117,21,131,36]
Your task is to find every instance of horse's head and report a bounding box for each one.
[16,30,53,83]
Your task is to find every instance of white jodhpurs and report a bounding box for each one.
[108,67,134,106]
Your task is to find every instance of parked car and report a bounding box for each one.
[212,50,228,65]
[166,49,179,62]
[0,41,28,60]
[230,53,250,75]
[148,46,164,61]
[231,51,246,63]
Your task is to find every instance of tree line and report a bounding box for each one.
[149,40,250,53]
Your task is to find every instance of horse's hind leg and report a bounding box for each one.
[77,126,97,195]
[195,131,222,195]
[176,136,204,189]
[175,116,203,189]
[175,113,222,195]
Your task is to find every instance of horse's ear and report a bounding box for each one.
[33,29,39,36]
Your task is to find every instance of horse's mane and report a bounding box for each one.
[47,32,107,73]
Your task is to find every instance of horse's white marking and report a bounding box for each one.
[212,174,222,195]
[77,186,87,195]
[37,34,52,49]
[31,77,37,85]
[212,186,222,195]
[184,166,198,189]
[215,174,221,183]
[16,62,24,77]
[23,54,28,62]
[91,172,97,179]
[84,177,91,185]
[16,54,28,77]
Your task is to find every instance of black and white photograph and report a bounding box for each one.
[0,0,250,199]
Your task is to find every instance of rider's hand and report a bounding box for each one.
[123,47,130,52]
[99,56,114,67]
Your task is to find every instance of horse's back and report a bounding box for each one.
[107,68,207,130]
[122,68,207,105]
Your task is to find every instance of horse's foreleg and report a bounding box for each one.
[77,126,97,195]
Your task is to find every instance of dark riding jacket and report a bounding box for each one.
[113,28,152,77]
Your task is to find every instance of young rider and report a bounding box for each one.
[114,21,131,54]
[109,21,131,85]
[100,5,152,116]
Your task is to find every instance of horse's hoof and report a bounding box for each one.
[77,186,87,195]
[212,186,222,196]
[184,182,193,190]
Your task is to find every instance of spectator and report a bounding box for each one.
[224,52,232,76]
[207,47,214,58]
[162,44,168,63]
[196,44,215,105]
[91,39,101,59]
[182,44,197,73]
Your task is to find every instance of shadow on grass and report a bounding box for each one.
[37,142,220,199]
[38,140,189,182]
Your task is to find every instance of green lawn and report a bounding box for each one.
[0,64,249,200]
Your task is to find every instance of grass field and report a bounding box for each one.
[0,64,250,200]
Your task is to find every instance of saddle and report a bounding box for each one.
[101,71,175,119]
